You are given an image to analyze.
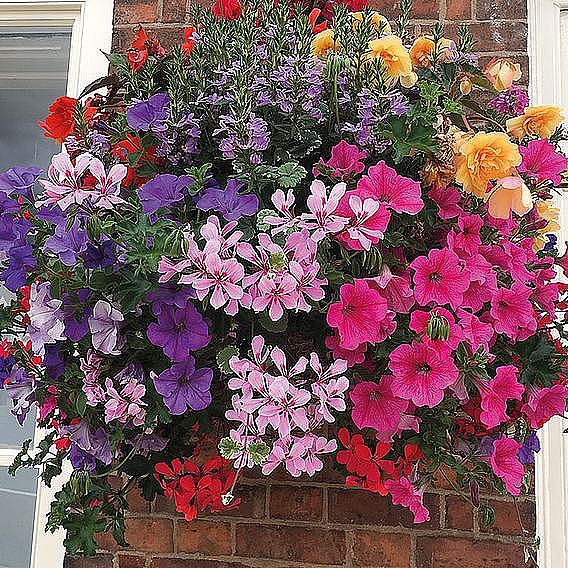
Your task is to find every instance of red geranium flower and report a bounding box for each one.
[38,96,77,143]
[182,27,196,55]
[212,0,242,20]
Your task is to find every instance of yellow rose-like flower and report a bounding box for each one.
[534,200,560,251]
[312,29,338,57]
[506,106,564,139]
[352,11,391,34]
[455,131,522,198]
[409,36,457,67]
[483,58,522,92]
[368,35,412,79]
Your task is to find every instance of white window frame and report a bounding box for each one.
[0,1,114,566]
[528,2,568,567]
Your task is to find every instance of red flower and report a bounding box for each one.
[308,9,328,34]
[112,134,157,187]
[127,48,148,72]
[38,96,77,143]
[127,27,165,71]
[212,0,242,20]
[182,27,196,55]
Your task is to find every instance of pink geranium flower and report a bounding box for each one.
[477,365,524,429]
[522,384,568,429]
[410,248,470,309]
[518,139,568,186]
[350,378,409,440]
[335,191,390,251]
[315,140,367,181]
[490,282,536,339]
[490,437,524,495]
[326,279,388,350]
[388,341,459,407]
[357,161,424,215]
[384,477,430,524]
[301,180,348,241]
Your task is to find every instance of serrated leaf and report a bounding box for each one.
[277,162,307,189]
[216,346,239,374]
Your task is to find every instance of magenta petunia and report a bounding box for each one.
[490,282,535,340]
[518,138,568,186]
[410,248,470,310]
[350,378,409,439]
[357,161,424,215]
[522,384,568,429]
[388,341,459,407]
[316,140,367,181]
[384,476,430,524]
[326,279,388,350]
[477,365,524,429]
[428,186,463,220]
[490,436,524,495]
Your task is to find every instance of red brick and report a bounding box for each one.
[415,537,528,568]
[64,556,114,568]
[235,524,346,564]
[444,495,473,531]
[114,0,158,25]
[481,499,536,537]
[125,518,174,553]
[95,530,124,552]
[269,485,323,522]
[162,0,188,22]
[367,1,401,19]
[118,555,147,568]
[128,487,151,514]
[410,0,440,19]
[352,531,411,567]
[328,487,440,529]
[217,482,266,519]
[176,519,233,556]
[151,560,250,568]
[446,0,471,20]
[443,21,527,52]
[476,0,527,20]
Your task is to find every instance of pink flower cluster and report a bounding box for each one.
[158,216,326,321]
[224,336,349,476]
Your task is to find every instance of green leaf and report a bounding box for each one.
[216,346,239,375]
[219,437,241,459]
[259,310,288,333]
[276,162,307,188]
[75,392,87,417]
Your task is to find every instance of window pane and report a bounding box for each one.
[0,467,37,568]
[0,26,71,446]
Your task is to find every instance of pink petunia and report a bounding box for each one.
[315,140,367,181]
[429,186,463,220]
[454,214,483,255]
[388,341,459,407]
[357,161,424,215]
[490,437,524,495]
[326,279,389,350]
[350,378,409,440]
[490,282,536,339]
[477,365,525,429]
[518,138,568,186]
[325,333,367,367]
[410,248,470,310]
[384,477,430,523]
[371,267,415,313]
[522,384,568,429]
[457,309,494,353]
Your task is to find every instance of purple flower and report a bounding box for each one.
[0,166,42,199]
[44,344,65,380]
[82,238,116,269]
[147,301,210,361]
[133,433,169,452]
[60,420,113,465]
[0,244,36,291]
[37,204,66,225]
[0,353,15,382]
[153,356,213,414]
[27,282,66,355]
[0,193,20,214]
[88,300,124,355]
[69,444,97,472]
[4,365,34,425]
[43,218,88,266]
[196,179,259,221]
[488,86,529,116]
[147,285,196,315]
[126,93,170,132]
[138,174,193,215]
[519,432,540,465]
[0,215,32,252]
[63,289,92,342]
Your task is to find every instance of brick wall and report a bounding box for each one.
[65,1,535,567]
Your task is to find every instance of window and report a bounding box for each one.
[0,2,113,567]
[528,1,568,567]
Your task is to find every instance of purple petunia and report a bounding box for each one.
[27,282,66,355]
[0,166,42,200]
[43,218,89,266]
[0,243,36,291]
[147,285,196,316]
[196,179,259,221]
[519,432,541,465]
[147,300,210,361]
[153,355,213,414]
[126,93,170,132]
[60,420,114,465]
[4,365,34,425]
[88,300,124,355]
[138,174,193,215]
[82,237,116,269]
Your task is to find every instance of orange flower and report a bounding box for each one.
[506,106,564,139]
[410,36,456,67]
[454,131,522,198]
[312,29,338,57]
[487,176,532,219]
[484,58,522,92]
[351,11,391,34]
[367,35,412,80]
